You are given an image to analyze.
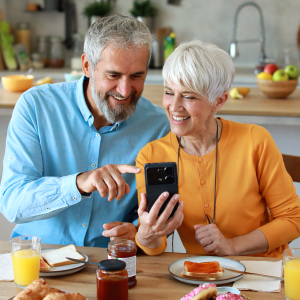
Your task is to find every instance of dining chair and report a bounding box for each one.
[282,154,300,183]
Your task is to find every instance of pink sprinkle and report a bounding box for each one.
[180,283,217,300]
[216,293,244,300]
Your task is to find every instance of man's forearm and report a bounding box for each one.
[231,229,269,256]
[0,173,84,223]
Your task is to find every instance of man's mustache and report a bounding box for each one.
[105,91,137,99]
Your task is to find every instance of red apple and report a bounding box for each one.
[264,63,279,75]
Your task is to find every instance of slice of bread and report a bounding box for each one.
[182,261,224,280]
[40,258,51,271]
[42,244,85,267]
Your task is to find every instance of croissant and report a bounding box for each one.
[14,279,51,300]
[13,279,85,300]
[43,291,85,300]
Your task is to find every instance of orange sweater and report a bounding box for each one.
[135,118,300,257]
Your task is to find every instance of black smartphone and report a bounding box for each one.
[144,162,179,218]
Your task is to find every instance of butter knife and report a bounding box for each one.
[224,267,284,280]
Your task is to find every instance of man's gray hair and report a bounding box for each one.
[162,40,235,103]
[84,13,152,70]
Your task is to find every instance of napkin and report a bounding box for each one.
[0,253,14,281]
[233,260,283,292]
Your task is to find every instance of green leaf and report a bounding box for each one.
[82,0,111,17]
[130,0,158,17]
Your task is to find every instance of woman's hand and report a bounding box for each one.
[194,224,235,256]
[137,192,184,248]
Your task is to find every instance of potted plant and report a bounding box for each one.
[83,1,112,27]
[129,0,158,32]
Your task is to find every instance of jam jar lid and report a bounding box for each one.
[99,259,126,271]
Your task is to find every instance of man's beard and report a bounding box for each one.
[90,73,140,124]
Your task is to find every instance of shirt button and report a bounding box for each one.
[96,133,99,137]
[73,196,77,200]
[204,203,209,208]
[201,180,206,185]
[82,223,86,227]
[46,207,50,210]
[91,164,96,167]
[199,158,204,163]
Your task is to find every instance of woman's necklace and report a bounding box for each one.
[177,119,219,223]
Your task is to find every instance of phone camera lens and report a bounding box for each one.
[164,167,173,174]
[165,175,175,184]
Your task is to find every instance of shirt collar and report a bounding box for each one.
[77,75,94,127]
[76,76,121,131]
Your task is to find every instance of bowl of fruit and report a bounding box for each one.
[256,64,299,99]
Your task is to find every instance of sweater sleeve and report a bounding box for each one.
[252,125,300,251]
[135,144,167,255]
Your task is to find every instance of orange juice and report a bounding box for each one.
[12,249,40,286]
[284,259,300,299]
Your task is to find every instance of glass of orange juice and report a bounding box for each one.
[284,248,300,300]
[10,235,41,288]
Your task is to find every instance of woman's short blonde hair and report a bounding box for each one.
[162,40,235,103]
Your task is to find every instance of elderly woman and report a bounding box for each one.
[134,40,300,257]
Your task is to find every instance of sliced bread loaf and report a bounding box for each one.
[42,244,85,267]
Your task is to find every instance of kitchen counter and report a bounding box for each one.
[1,86,300,117]
[0,67,291,86]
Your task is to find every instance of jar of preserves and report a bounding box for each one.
[49,36,64,68]
[17,22,30,54]
[37,36,50,67]
[96,259,128,300]
[71,33,84,70]
[31,53,44,68]
[107,239,137,289]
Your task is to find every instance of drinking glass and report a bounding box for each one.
[284,248,300,300]
[10,235,41,288]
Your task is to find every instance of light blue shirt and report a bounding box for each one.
[0,76,169,247]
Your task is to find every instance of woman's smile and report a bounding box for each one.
[171,114,191,124]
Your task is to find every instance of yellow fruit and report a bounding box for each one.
[229,88,243,99]
[34,77,53,86]
[237,87,250,96]
[257,72,272,80]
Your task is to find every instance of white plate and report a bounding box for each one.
[40,248,88,277]
[168,256,245,285]
[217,287,240,295]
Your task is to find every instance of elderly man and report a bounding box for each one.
[0,14,169,247]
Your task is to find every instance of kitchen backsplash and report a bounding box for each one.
[0,0,300,68]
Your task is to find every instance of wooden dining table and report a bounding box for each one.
[0,241,285,300]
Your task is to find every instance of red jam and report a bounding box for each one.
[96,260,128,300]
[108,239,137,289]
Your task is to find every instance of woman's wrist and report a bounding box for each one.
[136,231,162,249]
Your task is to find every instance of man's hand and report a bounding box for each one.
[102,221,137,241]
[76,164,141,201]
[137,192,184,248]
[194,223,235,256]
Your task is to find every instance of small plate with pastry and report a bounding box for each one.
[40,244,88,277]
[179,283,246,300]
[169,256,245,285]
[8,278,87,300]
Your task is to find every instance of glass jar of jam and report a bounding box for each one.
[96,259,128,300]
[108,239,137,289]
